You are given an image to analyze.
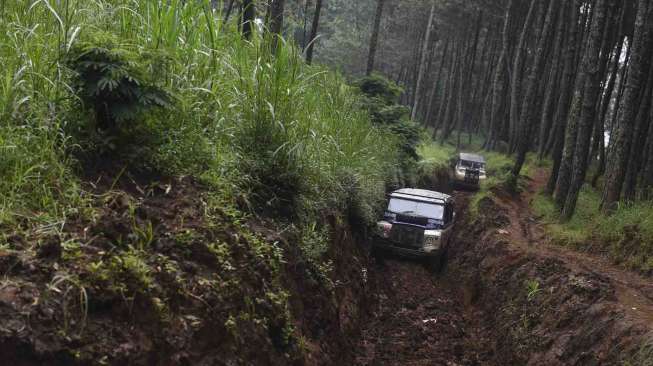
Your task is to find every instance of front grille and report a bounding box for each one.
[465,169,480,184]
[395,213,429,226]
[389,224,424,248]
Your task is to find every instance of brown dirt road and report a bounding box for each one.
[493,168,653,326]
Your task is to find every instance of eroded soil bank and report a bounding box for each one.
[355,183,653,365]
[0,173,376,366]
[2,170,652,365]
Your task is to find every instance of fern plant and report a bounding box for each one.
[66,33,171,135]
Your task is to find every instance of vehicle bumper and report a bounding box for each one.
[373,239,441,258]
[453,178,481,188]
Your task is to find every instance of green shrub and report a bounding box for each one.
[355,73,403,104]
[355,73,421,187]
[65,32,171,153]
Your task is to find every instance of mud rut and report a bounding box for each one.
[354,191,495,366]
[354,172,653,365]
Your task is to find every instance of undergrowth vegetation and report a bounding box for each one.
[0,1,418,361]
[0,0,407,231]
[532,187,653,275]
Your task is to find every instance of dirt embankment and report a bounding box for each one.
[0,172,374,366]
[448,178,653,365]
[3,168,652,365]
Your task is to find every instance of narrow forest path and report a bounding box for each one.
[493,168,653,326]
[354,170,653,365]
[354,259,495,366]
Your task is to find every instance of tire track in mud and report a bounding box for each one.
[355,259,494,366]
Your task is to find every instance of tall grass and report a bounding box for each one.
[0,0,85,226]
[1,0,402,230]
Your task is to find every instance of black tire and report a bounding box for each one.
[371,247,386,266]
[439,246,448,270]
[427,253,442,273]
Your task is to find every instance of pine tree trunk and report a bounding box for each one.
[545,0,580,196]
[433,47,455,138]
[587,5,621,167]
[462,10,484,143]
[366,0,385,75]
[537,0,567,159]
[407,30,425,108]
[224,0,236,23]
[241,0,256,40]
[478,36,498,138]
[439,45,462,143]
[474,35,499,137]
[508,0,538,154]
[509,0,557,189]
[601,0,653,212]
[411,2,436,121]
[425,40,449,128]
[269,0,286,52]
[591,35,625,187]
[456,44,467,148]
[486,0,515,149]
[622,60,653,200]
[301,0,310,50]
[553,0,589,208]
[560,0,611,221]
[639,105,653,198]
[470,43,489,135]
[305,0,323,65]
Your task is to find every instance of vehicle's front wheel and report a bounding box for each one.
[427,253,442,273]
[439,246,449,270]
[371,247,386,266]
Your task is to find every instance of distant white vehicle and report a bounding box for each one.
[374,188,456,272]
[451,153,487,189]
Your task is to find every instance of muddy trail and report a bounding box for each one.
[355,174,653,366]
[495,168,653,326]
[354,190,495,366]
[355,258,494,365]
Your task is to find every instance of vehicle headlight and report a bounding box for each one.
[377,221,392,238]
[422,230,442,251]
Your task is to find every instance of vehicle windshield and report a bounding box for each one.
[387,198,444,220]
[459,160,485,170]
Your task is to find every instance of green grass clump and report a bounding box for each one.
[532,186,653,274]
[418,142,456,166]
[0,0,89,227]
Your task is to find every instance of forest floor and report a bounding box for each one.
[354,170,653,365]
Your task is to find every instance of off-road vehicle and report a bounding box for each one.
[451,152,487,189]
[374,188,455,271]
